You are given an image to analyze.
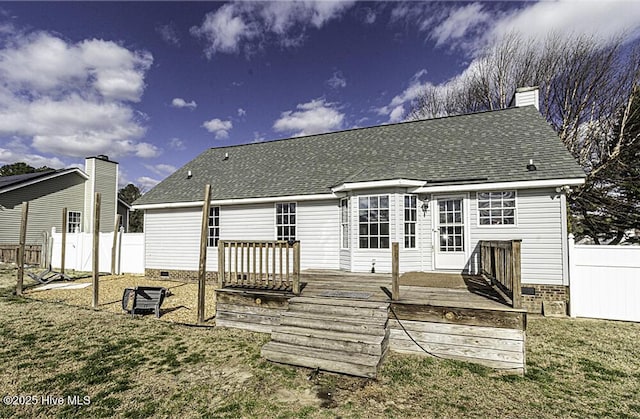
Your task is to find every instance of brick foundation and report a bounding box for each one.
[145,268,218,283]
[521,284,569,315]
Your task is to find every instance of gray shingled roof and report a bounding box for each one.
[0,170,57,190]
[135,106,585,205]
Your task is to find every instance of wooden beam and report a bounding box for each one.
[92,193,101,309]
[292,241,300,295]
[391,242,399,301]
[217,241,225,289]
[511,240,522,309]
[197,184,212,324]
[111,214,122,275]
[61,207,67,274]
[16,201,29,296]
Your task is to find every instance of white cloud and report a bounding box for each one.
[144,163,177,177]
[273,98,344,137]
[377,69,429,122]
[168,137,186,150]
[488,1,640,47]
[327,70,347,89]
[0,140,66,169]
[388,105,405,123]
[191,1,356,57]
[202,118,233,139]
[157,23,180,46]
[237,107,246,117]
[136,176,160,190]
[0,30,154,160]
[431,3,490,47]
[171,97,197,109]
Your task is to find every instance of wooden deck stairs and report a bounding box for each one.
[261,296,390,378]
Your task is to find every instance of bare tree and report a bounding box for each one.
[410,32,640,242]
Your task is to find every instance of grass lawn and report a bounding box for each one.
[1,264,639,418]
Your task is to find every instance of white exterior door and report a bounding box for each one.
[434,196,468,270]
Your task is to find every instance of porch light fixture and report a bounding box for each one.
[421,201,429,216]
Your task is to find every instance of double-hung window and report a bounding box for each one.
[358,195,390,249]
[67,211,81,233]
[404,195,417,248]
[208,207,220,247]
[340,198,349,249]
[276,203,296,240]
[478,191,516,225]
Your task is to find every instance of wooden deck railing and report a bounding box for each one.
[218,240,300,294]
[480,240,522,309]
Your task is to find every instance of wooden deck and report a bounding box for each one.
[300,270,513,310]
[217,270,527,377]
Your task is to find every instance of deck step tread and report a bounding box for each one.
[273,325,386,345]
[290,296,390,309]
[281,310,388,325]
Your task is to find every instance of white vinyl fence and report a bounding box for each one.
[50,228,144,274]
[569,234,640,322]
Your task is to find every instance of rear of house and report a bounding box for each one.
[135,91,585,313]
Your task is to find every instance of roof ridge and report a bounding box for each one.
[210,106,531,151]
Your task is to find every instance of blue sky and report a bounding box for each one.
[1,1,639,190]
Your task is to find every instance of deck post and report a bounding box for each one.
[391,242,399,301]
[510,240,522,309]
[16,202,29,297]
[292,241,300,295]
[217,240,225,288]
[92,193,101,309]
[61,207,67,274]
[197,184,211,324]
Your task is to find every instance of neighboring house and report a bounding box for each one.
[134,88,586,312]
[0,155,125,262]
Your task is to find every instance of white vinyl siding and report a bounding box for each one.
[145,207,203,271]
[144,201,339,272]
[0,173,85,244]
[469,188,565,285]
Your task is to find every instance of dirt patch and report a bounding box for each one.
[23,273,216,325]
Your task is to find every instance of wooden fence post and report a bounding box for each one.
[391,242,399,301]
[61,208,67,274]
[111,214,122,275]
[511,240,522,309]
[92,193,101,309]
[197,184,212,324]
[16,202,29,296]
[292,241,300,295]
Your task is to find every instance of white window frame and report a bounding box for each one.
[358,194,390,249]
[67,211,82,233]
[207,206,220,247]
[275,202,296,240]
[404,195,417,249]
[340,198,349,250]
[476,190,518,227]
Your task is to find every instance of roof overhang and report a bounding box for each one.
[0,168,89,195]
[133,192,339,210]
[410,177,586,194]
[331,179,426,193]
